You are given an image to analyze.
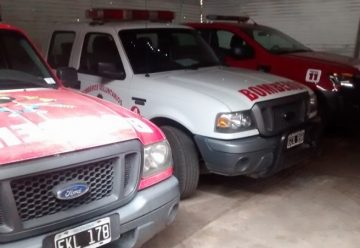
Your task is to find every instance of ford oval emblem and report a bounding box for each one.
[53,181,90,200]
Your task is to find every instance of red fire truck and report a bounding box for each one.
[189,15,360,125]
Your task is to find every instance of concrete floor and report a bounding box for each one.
[144,129,360,248]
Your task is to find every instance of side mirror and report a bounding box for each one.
[56,67,81,89]
[98,62,126,80]
[231,45,255,60]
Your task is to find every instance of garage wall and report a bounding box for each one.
[1,0,89,50]
[90,0,200,22]
[1,0,200,50]
[202,0,360,56]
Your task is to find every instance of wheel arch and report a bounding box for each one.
[150,117,193,137]
[150,117,205,164]
[152,118,201,198]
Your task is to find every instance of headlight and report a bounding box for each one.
[215,110,254,133]
[143,140,172,178]
[329,73,355,89]
[307,92,318,118]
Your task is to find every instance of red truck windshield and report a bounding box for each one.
[0,30,55,90]
[120,28,220,74]
[243,26,311,55]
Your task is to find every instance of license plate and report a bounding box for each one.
[286,130,305,149]
[54,217,111,248]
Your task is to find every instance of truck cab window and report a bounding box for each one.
[48,31,75,68]
[217,30,254,59]
[79,33,125,79]
[0,30,54,89]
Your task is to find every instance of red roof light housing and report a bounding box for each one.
[86,8,175,22]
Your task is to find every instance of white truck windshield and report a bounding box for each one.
[119,28,220,74]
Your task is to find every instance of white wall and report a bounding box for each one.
[4,0,356,56]
[202,0,360,56]
[1,0,200,50]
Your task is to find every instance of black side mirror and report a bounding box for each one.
[98,62,126,80]
[56,67,81,89]
[231,45,255,60]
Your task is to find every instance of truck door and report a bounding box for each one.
[201,29,258,71]
[76,32,132,107]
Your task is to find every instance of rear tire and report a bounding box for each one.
[161,126,199,199]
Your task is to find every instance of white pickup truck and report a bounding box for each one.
[45,8,321,198]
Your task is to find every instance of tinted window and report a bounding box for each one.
[217,30,234,50]
[0,30,54,90]
[119,28,220,74]
[48,31,75,68]
[197,29,226,61]
[200,30,254,60]
[79,33,125,78]
[197,29,211,43]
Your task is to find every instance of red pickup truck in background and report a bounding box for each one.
[188,16,360,126]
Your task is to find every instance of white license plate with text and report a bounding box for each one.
[54,217,111,248]
[286,130,305,149]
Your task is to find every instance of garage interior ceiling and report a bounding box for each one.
[1,0,359,56]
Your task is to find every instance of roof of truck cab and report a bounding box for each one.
[187,22,270,30]
[0,23,25,32]
[53,21,193,32]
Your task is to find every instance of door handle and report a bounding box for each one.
[132,97,146,106]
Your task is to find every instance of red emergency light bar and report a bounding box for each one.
[86,8,174,22]
[206,14,250,23]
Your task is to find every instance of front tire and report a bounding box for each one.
[161,126,199,198]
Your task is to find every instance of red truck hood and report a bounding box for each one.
[0,88,138,165]
[284,51,360,68]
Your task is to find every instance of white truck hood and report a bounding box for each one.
[145,66,310,111]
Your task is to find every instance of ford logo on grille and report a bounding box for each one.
[53,181,90,200]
